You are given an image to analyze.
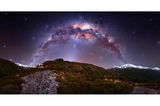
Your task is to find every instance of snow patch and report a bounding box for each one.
[114,64,160,71]
[16,63,35,67]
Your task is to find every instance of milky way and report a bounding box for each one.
[1,12,160,68]
[31,20,125,67]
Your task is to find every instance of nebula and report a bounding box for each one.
[31,21,125,67]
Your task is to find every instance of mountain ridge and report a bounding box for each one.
[0,58,160,94]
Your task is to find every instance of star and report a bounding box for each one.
[149,18,153,22]
[79,16,83,19]
[4,12,8,16]
[45,25,49,29]
[131,31,136,35]
[157,41,160,45]
[24,17,28,21]
[32,36,36,41]
[2,44,6,48]
[99,56,104,60]
[141,53,145,57]
[73,44,77,48]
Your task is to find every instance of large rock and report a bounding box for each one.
[21,71,58,94]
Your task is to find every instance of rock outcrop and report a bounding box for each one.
[21,71,58,94]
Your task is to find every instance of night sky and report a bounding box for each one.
[0,12,160,68]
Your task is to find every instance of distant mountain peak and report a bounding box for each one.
[114,64,160,71]
[15,63,30,67]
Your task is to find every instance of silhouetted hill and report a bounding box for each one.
[0,58,160,94]
[0,58,22,77]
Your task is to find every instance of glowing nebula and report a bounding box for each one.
[31,21,125,67]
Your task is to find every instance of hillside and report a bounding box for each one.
[0,58,22,77]
[0,58,160,94]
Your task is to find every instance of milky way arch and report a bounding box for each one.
[31,21,126,67]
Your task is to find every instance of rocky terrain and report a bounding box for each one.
[0,58,160,94]
[21,71,58,94]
